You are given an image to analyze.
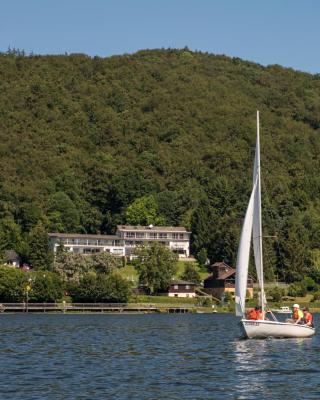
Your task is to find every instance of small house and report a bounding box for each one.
[4,250,21,267]
[168,280,197,298]
[204,261,253,299]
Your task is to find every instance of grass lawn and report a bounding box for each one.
[131,294,196,305]
[115,264,138,284]
[116,260,210,286]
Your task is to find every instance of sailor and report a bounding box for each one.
[247,307,258,320]
[292,303,303,324]
[247,306,264,320]
[302,307,314,327]
[255,306,264,320]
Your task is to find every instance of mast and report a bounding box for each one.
[253,110,266,314]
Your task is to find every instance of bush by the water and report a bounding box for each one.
[267,287,286,302]
[69,273,131,303]
[0,266,63,302]
[311,292,320,302]
[288,282,308,297]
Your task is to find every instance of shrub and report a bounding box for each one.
[71,273,131,303]
[288,282,307,297]
[181,263,201,284]
[312,292,320,302]
[267,287,285,302]
[197,297,212,307]
[302,277,318,292]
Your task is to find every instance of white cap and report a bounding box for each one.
[293,304,300,309]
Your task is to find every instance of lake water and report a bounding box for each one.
[0,313,319,399]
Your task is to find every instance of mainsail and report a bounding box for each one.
[252,111,266,312]
[235,178,257,317]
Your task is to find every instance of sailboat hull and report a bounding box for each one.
[240,319,315,339]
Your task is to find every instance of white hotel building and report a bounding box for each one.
[116,225,191,257]
[49,225,191,258]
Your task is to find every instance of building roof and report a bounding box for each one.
[4,250,20,262]
[116,225,190,233]
[218,268,236,280]
[204,266,236,282]
[48,233,119,240]
[212,261,231,268]
[170,280,197,286]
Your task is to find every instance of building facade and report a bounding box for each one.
[49,225,191,258]
[204,261,254,299]
[116,225,191,257]
[48,233,125,256]
[168,280,197,298]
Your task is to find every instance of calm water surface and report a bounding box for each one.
[0,313,319,399]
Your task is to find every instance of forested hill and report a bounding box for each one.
[1,48,320,282]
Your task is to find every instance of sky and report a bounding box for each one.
[1,0,319,73]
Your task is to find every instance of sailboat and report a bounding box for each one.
[235,111,315,339]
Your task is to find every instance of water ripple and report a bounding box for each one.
[0,313,319,399]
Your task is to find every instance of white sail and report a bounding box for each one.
[252,110,266,311]
[235,179,257,317]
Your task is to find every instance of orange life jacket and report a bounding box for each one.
[304,312,313,324]
[248,309,258,320]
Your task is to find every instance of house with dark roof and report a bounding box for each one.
[203,261,253,299]
[4,250,21,267]
[168,280,197,298]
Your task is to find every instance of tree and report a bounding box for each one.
[48,191,81,232]
[28,271,63,302]
[0,266,26,302]
[196,248,208,268]
[288,282,307,297]
[267,286,285,302]
[27,222,53,270]
[71,273,131,302]
[181,263,201,284]
[277,219,310,282]
[125,195,165,226]
[0,217,22,261]
[91,252,121,274]
[0,266,63,302]
[135,243,178,293]
[54,252,92,282]
[54,251,121,282]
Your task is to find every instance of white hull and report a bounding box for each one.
[240,319,315,339]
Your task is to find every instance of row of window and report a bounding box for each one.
[124,240,169,246]
[123,232,185,239]
[173,285,191,290]
[71,248,124,255]
[61,238,122,246]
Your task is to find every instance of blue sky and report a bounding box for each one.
[1,0,319,73]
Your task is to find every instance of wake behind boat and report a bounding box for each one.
[235,112,315,339]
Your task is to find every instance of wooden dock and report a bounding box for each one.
[0,302,196,314]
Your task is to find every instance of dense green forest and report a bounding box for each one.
[1,47,320,283]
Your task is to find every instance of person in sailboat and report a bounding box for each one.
[302,307,314,327]
[247,306,264,320]
[292,304,304,324]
